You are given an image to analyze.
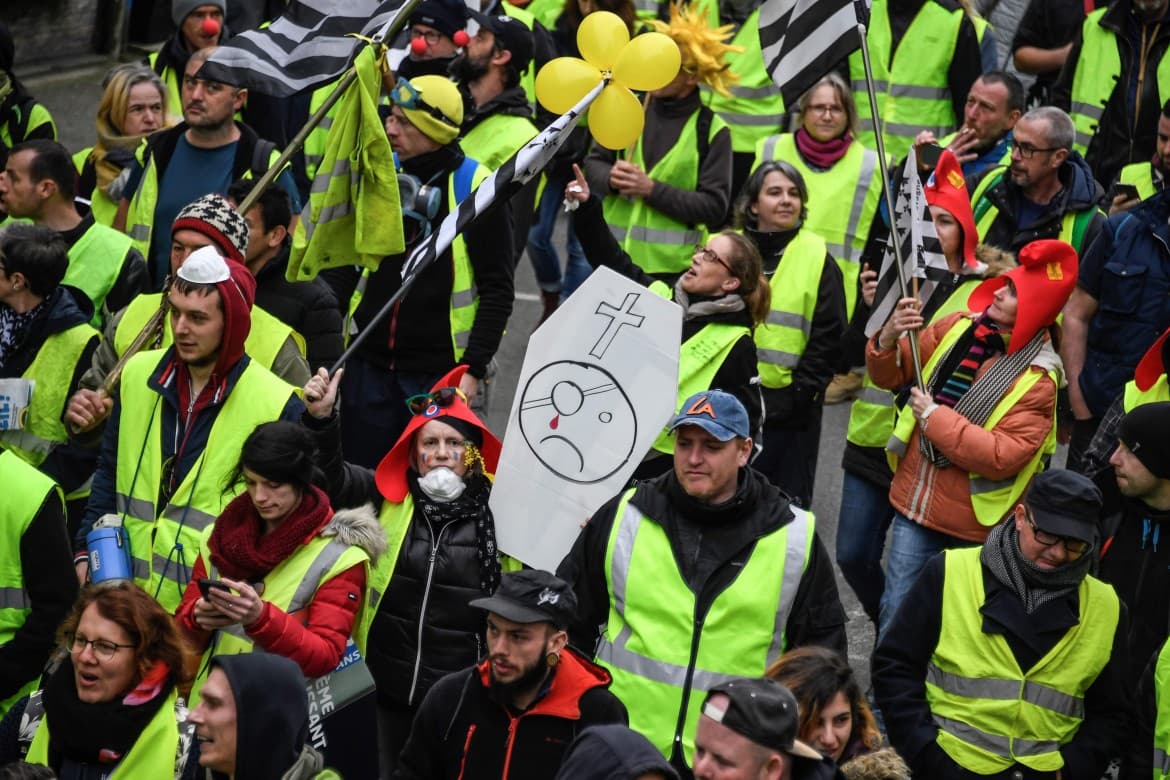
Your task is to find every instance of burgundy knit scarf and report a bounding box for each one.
[794,127,853,169]
[208,486,333,580]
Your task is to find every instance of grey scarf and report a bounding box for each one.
[980,521,1093,614]
[672,283,746,321]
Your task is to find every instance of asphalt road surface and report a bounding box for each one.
[33,61,877,683]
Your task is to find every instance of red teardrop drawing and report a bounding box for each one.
[550,415,559,429]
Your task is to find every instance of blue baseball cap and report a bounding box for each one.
[668,390,750,441]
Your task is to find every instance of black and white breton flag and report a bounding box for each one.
[865,148,953,337]
[200,0,408,98]
[758,0,863,106]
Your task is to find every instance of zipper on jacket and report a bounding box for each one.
[669,614,705,765]
[407,515,458,705]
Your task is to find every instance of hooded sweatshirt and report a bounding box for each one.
[207,654,321,780]
[554,725,680,780]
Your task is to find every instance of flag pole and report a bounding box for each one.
[321,79,609,381]
[236,0,422,214]
[853,15,927,391]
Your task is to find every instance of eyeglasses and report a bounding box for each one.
[1024,510,1091,558]
[405,386,467,415]
[1012,142,1059,159]
[410,28,443,45]
[66,632,135,661]
[808,103,844,117]
[693,245,732,274]
[389,77,458,128]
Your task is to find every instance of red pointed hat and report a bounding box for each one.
[966,239,1078,354]
[924,149,978,268]
[374,365,502,503]
[1134,326,1170,392]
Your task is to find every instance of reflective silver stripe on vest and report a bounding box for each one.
[769,508,811,658]
[0,588,30,610]
[1155,746,1170,773]
[132,555,150,581]
[305,154,324,170]
[0,429,56,458]
[1069,101,1105,122]
[969,475,1015,496]
[859,118,951,138]
[760,135,780,160]
[598,501,808,691]
[310,159,360,195]
[116,493,155,521]
[1075,131,1094,151]
[128,224,150,241]
[927,664,1085,718]
[154,551,190,586]
[765,310,812,337]
[714,111,785,128]
[318,115,334,131]
[757,347,801,368]
[162,504,217,533]
[728,84,780,100]
[221,623,249,641]
[887,434,908,457]
[933,714,1063,759]
[858,386,894,406]
[852,79,889,93]
[889,84,949,100]
[452,289,477,309]
[610,224,704,246]
[288,539,352,614]
[317,201,354,224]
[842,150,880,264]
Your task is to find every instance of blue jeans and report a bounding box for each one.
[878,512,977,641]
[835,472,894,624]
[527,172,591,297]
[340,356,440,469]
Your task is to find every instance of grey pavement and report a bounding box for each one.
[30,61,876,683]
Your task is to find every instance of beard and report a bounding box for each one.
[449,52,492,86]
[488,641,552,701]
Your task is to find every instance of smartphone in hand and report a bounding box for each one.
[197,578,234,600]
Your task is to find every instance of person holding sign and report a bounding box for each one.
[556,389,846,776]
[302,363,509,776]
[565,165,766,478]
[866,238,1076,638]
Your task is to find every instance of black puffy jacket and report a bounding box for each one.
[305,411,496,707]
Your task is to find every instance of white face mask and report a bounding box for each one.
[417,466,466,502]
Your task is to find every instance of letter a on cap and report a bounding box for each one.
[687,395,717,418]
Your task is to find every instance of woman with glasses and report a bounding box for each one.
[752,74,885,404]
[301,363,505,776]
[565,164,768,478]
[733,160,846,509]
[867,238,1077,637]
[16,582,193,777]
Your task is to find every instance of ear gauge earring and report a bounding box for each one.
[545,652,560,668]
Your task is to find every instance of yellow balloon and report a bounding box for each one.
[535,57,602,114]
[589,84,644,150]
[613,32,682,92]
[578,12,630,70]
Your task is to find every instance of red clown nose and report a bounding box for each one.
[453,30,469,46]
[200,17,221,37]
[410,37,429,55]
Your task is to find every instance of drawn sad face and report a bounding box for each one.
[518,361,637,484]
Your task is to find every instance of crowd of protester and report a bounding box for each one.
[3,0,1170,775]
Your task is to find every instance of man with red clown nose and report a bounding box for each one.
[149,0,228,119]
[400,0,472,80]
[303,364,516,775]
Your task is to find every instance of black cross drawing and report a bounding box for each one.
[590,293,645,359]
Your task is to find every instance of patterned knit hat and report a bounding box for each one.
[171,193,249,265]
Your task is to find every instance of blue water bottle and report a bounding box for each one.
[87,514,132,583]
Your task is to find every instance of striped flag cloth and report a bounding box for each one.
[865,148,953,337]
[758,0,862,106]
[199,0,408,97]
[400,81,606,281]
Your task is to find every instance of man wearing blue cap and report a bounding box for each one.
[557,389,846,777]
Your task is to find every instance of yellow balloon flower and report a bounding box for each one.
[533,11,681,150]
